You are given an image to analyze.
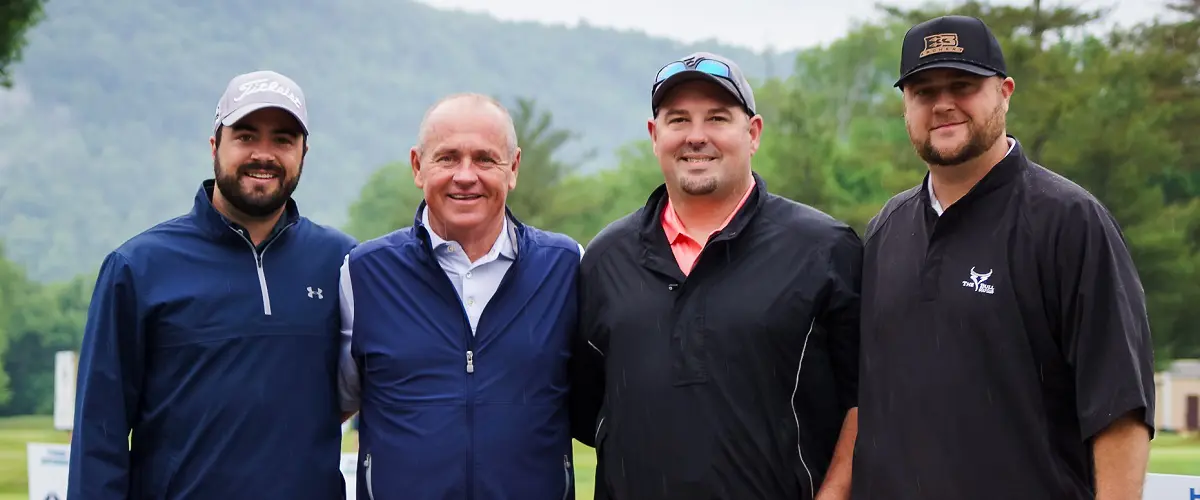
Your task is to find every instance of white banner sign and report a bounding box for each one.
[341,453,358,500]
[26,443,69,500]
[25,445,358,500]
[52,351,77,432]
[1143,473,1200,499]
[27,444,1196,500]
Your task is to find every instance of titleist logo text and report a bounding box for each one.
[233,79,302,108]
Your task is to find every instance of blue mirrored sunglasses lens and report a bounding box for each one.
[656,62,687,82]
[693,59,732,78]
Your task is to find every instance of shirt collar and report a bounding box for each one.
[928,137,1016,216]
[662,176,757,244]
[421,206,516,260]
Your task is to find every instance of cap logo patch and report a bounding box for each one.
[233,78,303,108]
[921,33,964,58]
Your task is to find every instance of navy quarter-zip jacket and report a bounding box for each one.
[345,204,580,500]
[68,180,357,500]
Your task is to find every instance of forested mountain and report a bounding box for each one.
[0,0,796,282]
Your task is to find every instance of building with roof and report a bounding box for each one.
[1154,359,1200,435]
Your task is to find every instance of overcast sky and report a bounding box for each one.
[416,0,1173,51]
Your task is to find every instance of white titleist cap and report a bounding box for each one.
[212,70,308,135]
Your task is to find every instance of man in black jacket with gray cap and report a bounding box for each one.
[852,14,1155,500]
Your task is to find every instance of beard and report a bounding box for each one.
[213,158,302,218]
[680,174,719,196]
[910,101,1006,167]
[673,146,723,196]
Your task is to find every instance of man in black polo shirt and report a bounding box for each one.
[570,51,862,500]
[852,15,1156,500]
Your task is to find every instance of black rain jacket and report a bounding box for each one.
[571,173,862,500]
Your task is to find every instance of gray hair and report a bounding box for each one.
[415,93,519,159]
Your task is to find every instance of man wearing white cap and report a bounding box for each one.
[68,70,357,499]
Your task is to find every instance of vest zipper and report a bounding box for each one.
[466,338,476,500]
[363,452,375,500]
[562,454,571,500]
[420,223,523,500]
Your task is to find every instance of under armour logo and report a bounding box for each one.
[961,267,995,294]
[307,287,323,299]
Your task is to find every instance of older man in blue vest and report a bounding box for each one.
[336,93,585,500]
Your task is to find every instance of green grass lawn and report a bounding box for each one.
[1147,432,1200,476]
[3,415,1196,500]
[0,416,70,500]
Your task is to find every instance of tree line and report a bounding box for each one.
[0,0,1197,415]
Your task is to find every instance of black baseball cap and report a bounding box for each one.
[895,15,1007,88]
[651,51,757,117]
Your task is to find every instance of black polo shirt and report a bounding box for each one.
[570,173,862,500]
[852,137,1156,500]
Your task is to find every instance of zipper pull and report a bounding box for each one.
[466,350,474,373]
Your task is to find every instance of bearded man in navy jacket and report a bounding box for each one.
[69,70,356,499]
[337,93,584,500]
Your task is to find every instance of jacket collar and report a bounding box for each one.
[190,179,301,242]
[638,171,767,280]
[411,200,523,259]
[920,135,1026,214]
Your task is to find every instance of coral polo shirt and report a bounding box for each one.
[660,178,756,275]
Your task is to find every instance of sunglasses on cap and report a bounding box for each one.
[653,58,750,113]
[655,58,732,83]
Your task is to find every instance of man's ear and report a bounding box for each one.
[508,147,521,191]
[410,147,424,189]
[747,114,763,156]
[1000,76,1016,113]
[210,136,217,158]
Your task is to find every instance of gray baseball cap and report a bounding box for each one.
[212,70,308,135]
[651,52,757,117]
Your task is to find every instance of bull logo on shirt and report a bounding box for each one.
[962,267,995,294]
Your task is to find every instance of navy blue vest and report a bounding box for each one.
[348,205,580,500]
